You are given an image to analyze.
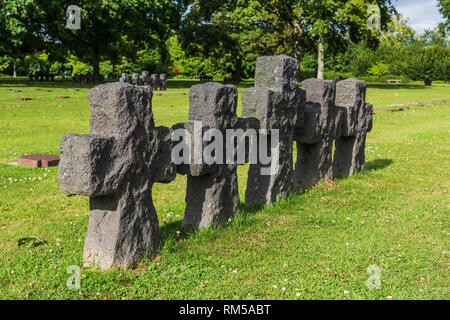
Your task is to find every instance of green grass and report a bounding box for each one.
[0,77,449,300]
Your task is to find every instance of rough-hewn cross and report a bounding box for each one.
[159,74,168,91]
[177,82,259,228]
[333,78,373,177]
[119,73,131,83]
[151,74,160,91]
[58,82,176,270]
[242,55,305,205]
[293,79,336,188]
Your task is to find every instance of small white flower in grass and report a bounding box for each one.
[266,222,271,227]
[282,287,286,291]
[221,265,225,269]
[332,220,336,224]
[296,292,301,297]
[176,231,181,236]
[387,296,393,300]
[232,269,238,274]
[283,264,288,269]
[346,217,351,220]
[273,285,277,289]
[344,290,349,295]
[284,279,288,282]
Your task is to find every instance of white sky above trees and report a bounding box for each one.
[396,0,445,33]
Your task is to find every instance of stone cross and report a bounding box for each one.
[333,78,373,177]
[58,82,176,270]
[177,82,258,228]
[119,73,131,83]
[242,55,304,205]
[293,79,336,188]
[141,71,151,86]
[159,74,168,91]
[151,74,160,91]
[131,73,141,86]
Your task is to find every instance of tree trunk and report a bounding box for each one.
[317,37,325,80]
[13,59,17,78]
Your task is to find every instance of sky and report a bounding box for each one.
[395,0,444,34]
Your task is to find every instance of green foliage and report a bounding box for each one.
[347,41,377,76]
[368,62,389,80]
[437,0,449,31]
[403,44,450,81]
[67,56,92,76]
[49,62,62,75]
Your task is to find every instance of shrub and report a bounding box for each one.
[368,62,389,80]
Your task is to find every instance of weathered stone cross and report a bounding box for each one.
[58,82,176,269]
[333,78,373,177]
[242,55,305,205]
[293,79,336,188]
[177,82,259,228]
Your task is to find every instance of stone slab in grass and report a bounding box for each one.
[55,96,70,99]
[18,154,60,168]
[16,98,32,101]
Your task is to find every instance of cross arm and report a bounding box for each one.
[58,134,117,197]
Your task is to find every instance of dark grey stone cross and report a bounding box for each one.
[333,78,373,177]
[58,82,176,269]
[294,79,336,188]
[242,55,305,205]
[177,82,259,228]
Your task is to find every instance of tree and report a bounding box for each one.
[6,0,186,77]
[437,0,449,32]
[0,0,48,77]
[180,0,286,80]
[182,0,396,80]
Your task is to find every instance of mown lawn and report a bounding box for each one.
[0,78,448,300]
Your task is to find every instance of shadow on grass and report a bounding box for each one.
[158,201,265,254]
[158,159,395,253]
[365,159,393,171]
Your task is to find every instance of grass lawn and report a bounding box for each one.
[0,77,448,300]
